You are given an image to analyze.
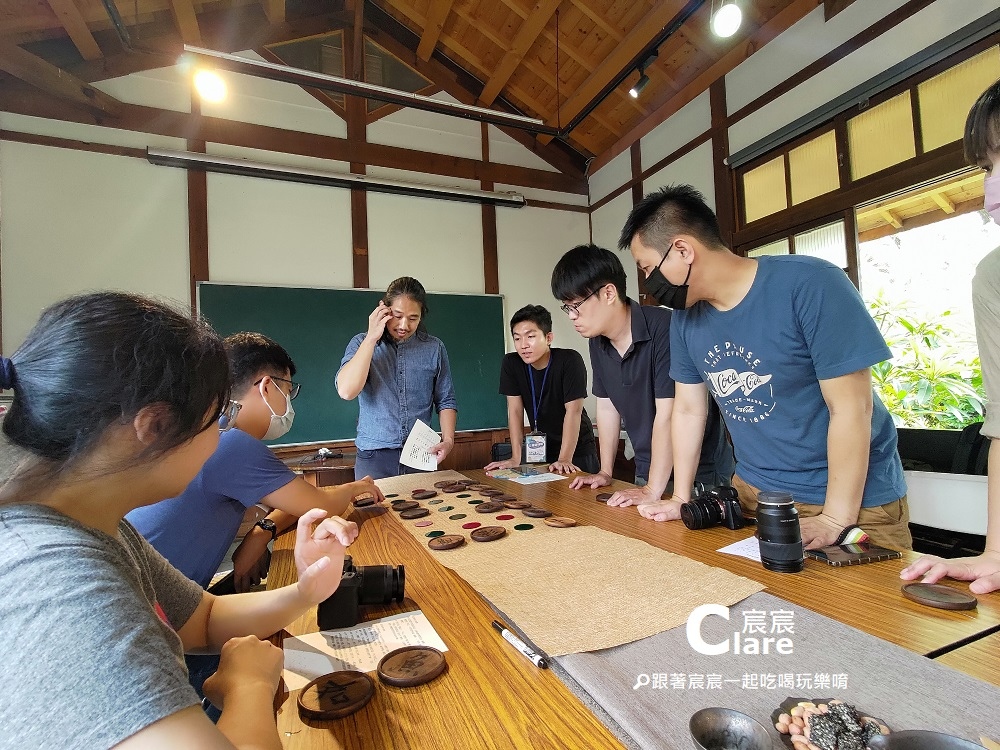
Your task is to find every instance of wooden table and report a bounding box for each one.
[936,631,1000,687]
[282,454,355,488]
[268,470,1000,749]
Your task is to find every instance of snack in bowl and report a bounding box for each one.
[774,700,889,750]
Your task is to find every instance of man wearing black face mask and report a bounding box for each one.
[619,184,911,552]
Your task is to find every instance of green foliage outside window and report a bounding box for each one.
[869,293,985,429]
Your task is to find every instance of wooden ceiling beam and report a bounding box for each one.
[878,209,903,229]
[45,0,103,61]
[352,0,365,79]
[417,0,456,61]
[364,5,588,176]
[537,0,688,144]
[478,0,561,106]
[590,0,819,171]
[931,192,956,214]
[261,0,285,24]
[168,0,203,46]
[0,41,121,117]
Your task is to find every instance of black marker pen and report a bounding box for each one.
[492,620,548,669]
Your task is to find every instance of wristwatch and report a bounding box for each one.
[255,518,278,541]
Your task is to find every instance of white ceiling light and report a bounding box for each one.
[711,0,742,38]
[194,70,226,102]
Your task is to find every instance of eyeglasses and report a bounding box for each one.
[254,375,301,400]
[219,400,242,432]
[559,288,599,317]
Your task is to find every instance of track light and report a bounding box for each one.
[629,73,650,99]
[711,0,742,38]
[628,51,658,99]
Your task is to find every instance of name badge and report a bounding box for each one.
[525,431,547,464]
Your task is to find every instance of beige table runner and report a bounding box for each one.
[374,471,764,657]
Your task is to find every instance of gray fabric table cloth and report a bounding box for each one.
[548,592,1000,750]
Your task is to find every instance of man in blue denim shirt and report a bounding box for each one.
[337,277,458,479]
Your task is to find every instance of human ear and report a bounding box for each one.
[133,403,173,446]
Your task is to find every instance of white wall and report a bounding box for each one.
[643,141,716,212]
[367,91,482,161]
[0,141,189,352]
[728,0,999,154]
[590,191,639,302]
[641,91,711,171]
[589,148,632,205]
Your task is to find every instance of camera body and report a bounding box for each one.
[317,555,405,630]
[681,485,750,531]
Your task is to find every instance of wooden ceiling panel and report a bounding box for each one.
[1,0,821,168]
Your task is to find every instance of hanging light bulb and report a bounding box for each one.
[194,70,226,102]
[629,73,651,99]
[711,0,742,38]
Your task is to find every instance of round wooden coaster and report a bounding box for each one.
[479,488,504,497]
[901,583,978,610]
[377,646,447,687]
[400,507,430,520]
[297,671,374,720]
[471,525,507,542]
[411,490,438,500]
[353,494,377,508]
[495,494,517,503]
[596,493,613,503]
[469,484,494,492]
[433,481,452,488]
[475,501,503,513]
[502,499,532,509]
[544,516,577,528]
[392,501,419,512]
[441,484,465,493]
[428,534,466,550]
[521,507,553,518]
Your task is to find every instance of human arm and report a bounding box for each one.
[486,395,525,470]
[900,438,1000,593]
[178,511,358,652]
[336,304,392,400]
[798,368,874,549]
[639,382,707,522]
[569,397,617,490]
[549,398,585,474]
[427,408,457,462]
[230,477,382,591]
[606,398,674,507]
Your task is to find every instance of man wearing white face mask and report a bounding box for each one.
[128,332,383,715]
[902,79,1000,595]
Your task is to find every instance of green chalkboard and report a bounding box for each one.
[198,282,507,446]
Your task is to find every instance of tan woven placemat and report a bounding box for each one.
[376,471,764,657]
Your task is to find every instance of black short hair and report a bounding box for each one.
[551,244,628,303]
[510,305,552,335]
[619,184,724,254]
[224,332,296,394]
[3,291,229,471]
[383,276,429,340]
[964,78,1000,167]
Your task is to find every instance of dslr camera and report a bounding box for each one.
[317,555,405,630]
[680,485,751,531]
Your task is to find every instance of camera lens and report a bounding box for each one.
[681,496,722,530]
[756,491,804,573]
[356,564,406,604]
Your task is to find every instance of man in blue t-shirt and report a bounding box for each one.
[619,184,910,551]
[129,332,381,590]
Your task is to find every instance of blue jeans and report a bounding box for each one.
[355,448,428,480]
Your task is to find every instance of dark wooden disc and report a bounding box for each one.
[297,671,375,720]
[502,499,532,509]
[428,534,466,550]
[392,500,419,512]
[411,490,438,500]
[596,493,613,503]
[521,507,553,518]
[441,484,465,493]
[433,481,452,488]
[544,516,577,528]
[471,525,507,542]
[474,501,503,513]
[377,646,447,687]
[353,494,377,508]
[901,583,978,610]
[479,489,504,497]
[399,507,430,520]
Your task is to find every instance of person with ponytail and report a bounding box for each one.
[0,291,357,750]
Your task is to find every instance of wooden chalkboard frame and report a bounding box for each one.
[198,282,507,446]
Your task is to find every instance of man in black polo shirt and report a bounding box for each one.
[551,243,733,507]
[485,304,599,474]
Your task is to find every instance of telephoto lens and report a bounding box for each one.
[756,491,804,573]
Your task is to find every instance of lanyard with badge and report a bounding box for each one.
[525,358,551,463]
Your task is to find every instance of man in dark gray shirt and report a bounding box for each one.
[551,244,733,507]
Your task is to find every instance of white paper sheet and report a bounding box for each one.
[399,418,441,471]
[282,611,448,690]
[717,535,762,562]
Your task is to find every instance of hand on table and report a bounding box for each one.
[203,635,283,709]
[799,513,849,550]
[638,497,685,522]
[365,302,392,343]
[484,458,518,472]
[231,533,272,593]
[548,460,580,475]
[427,439,454,463]
[569,471,612,490]
[901,550,1000,595]
[352,476,385,504]
[294,509,359,604]
[605,486,659,508]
